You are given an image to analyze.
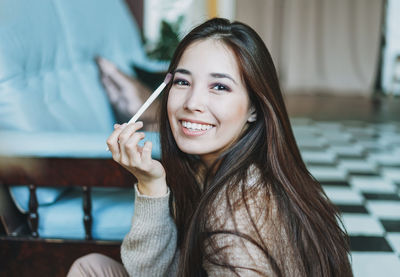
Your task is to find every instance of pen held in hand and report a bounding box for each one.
[106,73,173,151]
[128,73,172,124]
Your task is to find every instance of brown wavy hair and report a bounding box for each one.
[160,18,353,276]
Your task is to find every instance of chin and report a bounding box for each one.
[175,140,211,156]
[177,145,205,155]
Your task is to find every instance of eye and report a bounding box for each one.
[173,78,190,87]
[211,83,231,92]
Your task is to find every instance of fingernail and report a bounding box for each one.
[137,121,143,126]
[114,124,120,129]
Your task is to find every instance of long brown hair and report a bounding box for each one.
[160,18,352,276]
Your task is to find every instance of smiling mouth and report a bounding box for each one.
[181,120,214,131]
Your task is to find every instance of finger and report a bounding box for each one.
[118,121,143,145]
[124,132,146,166]
[118,122,144,164]
[106,123,127,157]
[141,141,153,166]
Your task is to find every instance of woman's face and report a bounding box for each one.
[167,39,253,166]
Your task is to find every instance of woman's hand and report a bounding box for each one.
[106,121,167,197]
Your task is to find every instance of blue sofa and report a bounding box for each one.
[0,0,167,241]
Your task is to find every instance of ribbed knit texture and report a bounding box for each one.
[121,185,179,277]
[121,168,302,276]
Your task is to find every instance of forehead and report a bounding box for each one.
[177,39,241,77]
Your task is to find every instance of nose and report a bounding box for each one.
[183,84,206,112]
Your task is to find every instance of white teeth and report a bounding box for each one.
[182,121,212,131]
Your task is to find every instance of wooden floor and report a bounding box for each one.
[285,94,400,122]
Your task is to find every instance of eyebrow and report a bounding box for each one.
[210,73,237,84]
[174,68,191,75]
[174,68,237,84]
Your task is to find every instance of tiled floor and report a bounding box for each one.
[292,118,400,276]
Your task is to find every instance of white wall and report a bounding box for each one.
[235,0,383,95]
[382,0,400,95]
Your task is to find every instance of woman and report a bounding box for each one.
[68,18,353,276]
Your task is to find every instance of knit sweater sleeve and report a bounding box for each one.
[121,185,179,277]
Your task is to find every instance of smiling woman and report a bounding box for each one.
[167,39,254,166]
[68,18,353,277]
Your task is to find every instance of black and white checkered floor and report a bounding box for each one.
[292,118,400,276]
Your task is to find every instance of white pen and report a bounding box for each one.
[107,73,173,151]
[128,73,172,124]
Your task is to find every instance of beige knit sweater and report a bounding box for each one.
[121,169,301,276]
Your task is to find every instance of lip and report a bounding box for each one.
[179,118,215,137]
[179,118,214,125]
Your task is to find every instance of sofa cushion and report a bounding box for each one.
[0,131,161,158]
[9,186,70,213]
[0,0,167,133]
[37,187,135,240]
[0,0,114,132]
[1,130,160,215]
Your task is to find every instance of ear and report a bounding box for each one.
[247,106,257,123]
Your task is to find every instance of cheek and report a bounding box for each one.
[167,93,177,119]
[214,98,249,125]
[167,99,173,122]
[167,91,183,128]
